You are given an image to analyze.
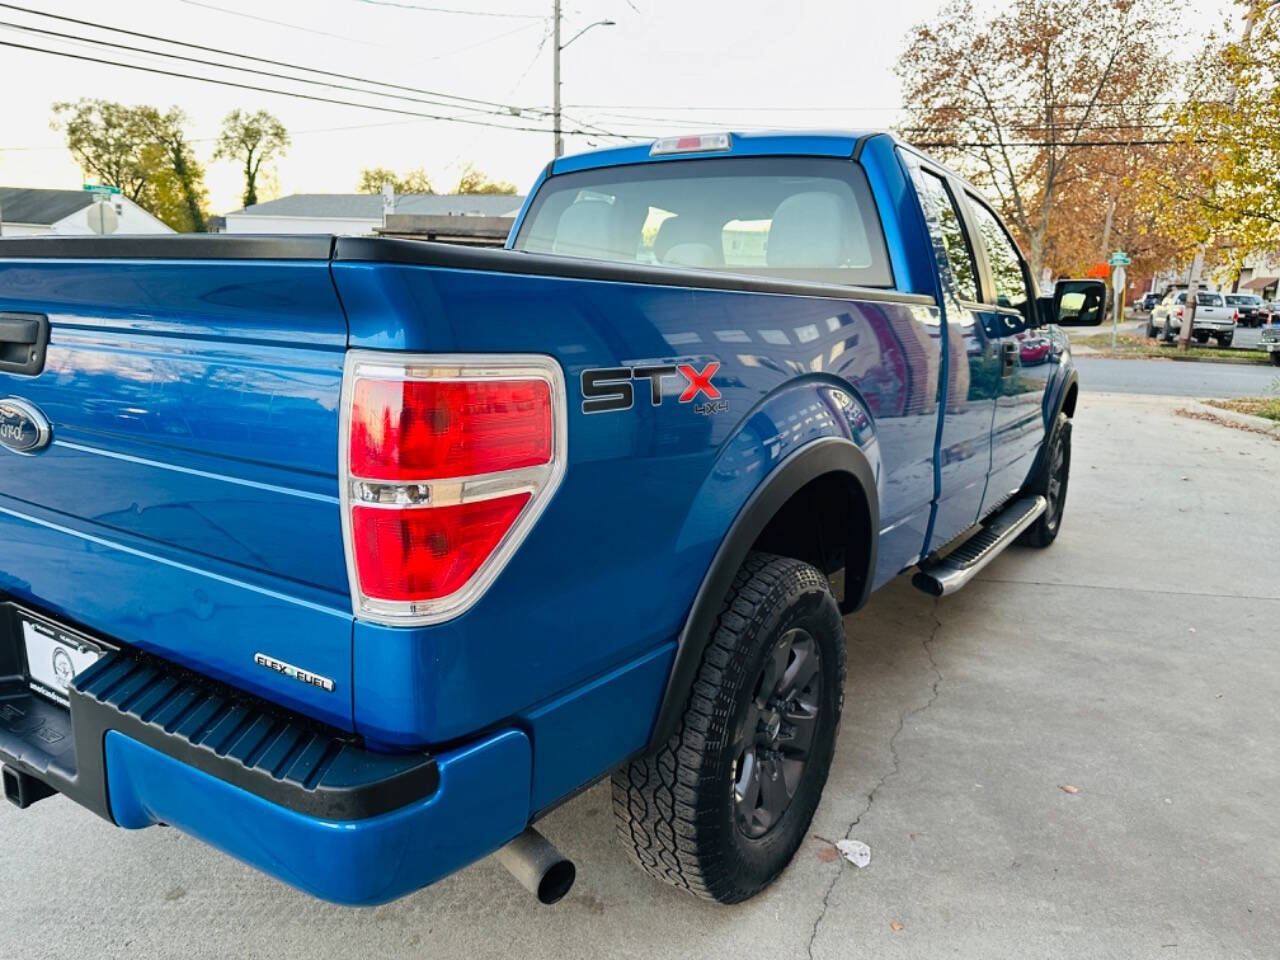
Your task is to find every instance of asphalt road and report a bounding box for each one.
[2,392,1278,959]
[1073,355,1278,396]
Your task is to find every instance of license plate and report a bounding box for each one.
[20,614,106,706]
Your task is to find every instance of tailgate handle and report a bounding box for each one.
[0,313,49,376]
[0,317,40,345]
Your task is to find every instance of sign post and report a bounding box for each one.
[1107,251,1131,350]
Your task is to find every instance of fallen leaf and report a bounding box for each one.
[836,839,871,868]
[890,921,904,932]
[1060,784,1079,795]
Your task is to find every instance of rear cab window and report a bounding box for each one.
[513,157,893,288]
[965,195,1034,334]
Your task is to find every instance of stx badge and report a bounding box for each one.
[581,362,723,414]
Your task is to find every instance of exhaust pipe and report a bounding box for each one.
[494,827,576,904]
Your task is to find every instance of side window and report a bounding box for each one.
[967,197,1032,327]
[915,169,979,302]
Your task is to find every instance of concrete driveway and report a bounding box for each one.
[2,392,1277,959]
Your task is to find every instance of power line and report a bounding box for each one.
[0,38,617,136]
[349,0,543,18]
[179,0,546,58]
[177,0,390,46]
[0,3,538,113]
[0,18,531,119]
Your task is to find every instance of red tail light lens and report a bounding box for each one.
[341,353,566,626]
[351,494,531,602]
[350,379,552,480]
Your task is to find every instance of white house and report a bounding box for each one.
[221,193,525,236]
[0,187,174,236]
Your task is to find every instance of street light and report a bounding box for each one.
[552,2,615,158]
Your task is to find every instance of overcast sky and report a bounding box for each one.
[0,0,1232,214]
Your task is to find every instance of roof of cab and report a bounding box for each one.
[549,130,888,175]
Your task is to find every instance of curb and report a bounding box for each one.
[1188,400,1280,435]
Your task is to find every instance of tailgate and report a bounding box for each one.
[0,247,354,729]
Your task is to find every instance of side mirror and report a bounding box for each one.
[1050,279,1107,326]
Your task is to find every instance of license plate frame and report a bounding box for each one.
[17,609,111,707]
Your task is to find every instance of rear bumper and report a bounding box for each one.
[105,726,531,905]
[0,608,529,905]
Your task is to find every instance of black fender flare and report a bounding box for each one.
[1029,367,1079,480]
[646,437,879,750]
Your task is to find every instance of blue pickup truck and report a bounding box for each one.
[0,131,1103,907]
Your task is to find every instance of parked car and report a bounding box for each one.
[1225,293,1266,328]
[1018,331,1052,364]
[0,131,1097,908]
[1261,319,1280,365]
[1139,291,1161,312]
[1148,289,1237,345]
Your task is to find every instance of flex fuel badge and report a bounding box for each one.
[254,653,336,693]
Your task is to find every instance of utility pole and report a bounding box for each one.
[1179,247,1205,351]
[551,5,614,159]
[552,0,562,158]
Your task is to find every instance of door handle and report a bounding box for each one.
[1000,340,1018,377]
[0,312,49,376]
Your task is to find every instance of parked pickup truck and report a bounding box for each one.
[0,132,1101,907]
[1148,289,1237,345]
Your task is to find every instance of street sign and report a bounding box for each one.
[1110,264,1127,350]
[86,200,119,236]
[1108,250,1131,266]
[82,184,121,196]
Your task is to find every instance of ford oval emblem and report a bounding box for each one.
[0,397,52,455]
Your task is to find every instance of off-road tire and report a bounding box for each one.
[1018,412,1071,548]
[611,552,845,903]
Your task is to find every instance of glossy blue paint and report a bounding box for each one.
[0,134,1075,905]
[0,258,355,727]
[547,130,871,177]
[525,642,674,812]
[105,727,531,906]
[335,261,942,744]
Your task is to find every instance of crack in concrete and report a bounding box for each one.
[807,599,945,960]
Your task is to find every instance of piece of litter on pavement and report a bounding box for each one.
[1060,784,1079,794]
[890,920,904,932]
[836,839,871,868]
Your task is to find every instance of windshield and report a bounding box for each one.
[1226,295,1260,305]
[513,157,892,288]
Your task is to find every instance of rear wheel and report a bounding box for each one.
[1145,321,1158,338]
[1019,412,1071,548]
[1271,352,1280,367]
[1217,333,1233,347]
[612,552,845,903]
[1194,331,1210,344]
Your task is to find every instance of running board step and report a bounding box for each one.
[912,495,1047,597]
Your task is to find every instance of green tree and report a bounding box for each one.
[1143,2,1280,259]
[52,99,209,232]
[453,163,517,195]
[137,107,208,232]
[214,109,290,209]
[357,166,434,194]
[52,99,153,204]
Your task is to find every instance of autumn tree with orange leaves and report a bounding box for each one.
[896,0,1178,282]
